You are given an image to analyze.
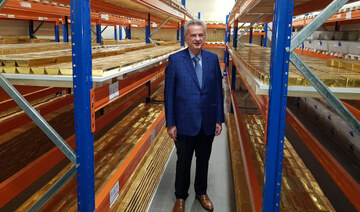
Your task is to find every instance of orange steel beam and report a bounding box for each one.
[0,86,148,208]
[93,62,167,111]
[203,44,226,49]
[286,109,360,211]
[246,32,265,36]
[132,0,184,20]
[0,95,73,136]
[341,100,360,121]
[293,49,339,60]
[206,24,226,29]
[95,110,165,211]
[227,72,262,212]
[0,85,45,101]
[0,87,65,113]
[293,9,360,27]
[3,0,69,16]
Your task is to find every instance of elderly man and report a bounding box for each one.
[164,19,224,212]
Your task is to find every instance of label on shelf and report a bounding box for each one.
[7,14,14,18]
[152,23,157,27]
[101,14,109,21]
[109,181,119,208]
[20,2,31,8]
[109,82,119,102]
[346,11,352,19]
[151,129,156,143]
[38,17,44,20]
[337,14,341,18]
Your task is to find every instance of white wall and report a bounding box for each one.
[186,0,234,22]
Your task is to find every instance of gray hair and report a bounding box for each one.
[184,19,206,35]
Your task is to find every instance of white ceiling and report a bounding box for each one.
[186,0,235,22]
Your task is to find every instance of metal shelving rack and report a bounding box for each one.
[226,0,360,211]
[0,0,193,211]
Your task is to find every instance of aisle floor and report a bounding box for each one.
[148,125,236,212]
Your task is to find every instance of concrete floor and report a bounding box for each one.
[147,124,237,212]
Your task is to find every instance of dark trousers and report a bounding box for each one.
[174,128,215,200]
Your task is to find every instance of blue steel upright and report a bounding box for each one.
[146,14,151,43]
[231,20,238,91]
[181,0,185,7]
[264,23,268,47]
[177,26,179,41]
[119,25,122,40]
[224,14,229,77]
[249,27,253,44]
[181,20,185,47]
[29,20,34,39]
[198,12,201,19]
[55,24,60,42]
[96,24,102,44]
[70,0,95,210]
[63,16,69,42]
[128,25,131,39]
[114,26,117,40]
[262,0,294,211]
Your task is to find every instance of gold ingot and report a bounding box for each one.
[3,66,16,74]
[45,67,60,75]
[17,67,31,74]
[31,67,45,75]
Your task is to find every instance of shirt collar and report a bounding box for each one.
[188,48,202,60]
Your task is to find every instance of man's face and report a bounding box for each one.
[185,24,205,54]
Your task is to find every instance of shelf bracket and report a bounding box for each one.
[237,13,264,41]
[28,165,76,212]
[0,73,77,164]
[290,52,360,137]
[290,0,348,52]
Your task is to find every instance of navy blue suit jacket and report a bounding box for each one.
[164,48,225,136]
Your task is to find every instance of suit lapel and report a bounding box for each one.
[182,49,201,90]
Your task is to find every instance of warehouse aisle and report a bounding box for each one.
[148,124,236,212]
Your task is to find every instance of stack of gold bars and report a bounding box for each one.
[231,45,360,88]
[227,113,335,211]
[0,43,181,77]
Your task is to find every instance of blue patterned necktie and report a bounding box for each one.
[193,56,202,87]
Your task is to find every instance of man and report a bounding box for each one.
[164,19,225,212]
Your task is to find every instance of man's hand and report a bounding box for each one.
[167,126,177,140]
[215,123,222,136]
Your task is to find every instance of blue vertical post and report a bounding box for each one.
[54,23,60,42]
[63,16,69,42]
[128,25,131,39]
[96,24,102,44]
[114,25,117,40]
[249,27,253,44]
[181,0,185,7]
[264,23,268,47]
[119,25,122,40]
[232,20,238,91]
[224,14,229,77]
[70,0,94,210]
[146,14,151,43]
[29,20,34,39]
[262,0,294,211]
[146,81,151,103]
[177,24,180,41]
[181,20,185,47]
[198,12,201,19]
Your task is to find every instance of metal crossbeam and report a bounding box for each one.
[290,52,360,136]
[237,40,244,48]
[0,73,77,164]
[290,0,348,51]
[34,21,45,34]
[101,26,108,33]
[150,16,170,37]
[28,165,76,212]
[0,0,8,10]
[237,14,264,40]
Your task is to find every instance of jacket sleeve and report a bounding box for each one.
[164,55,176,127]
[215,55,225,123]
